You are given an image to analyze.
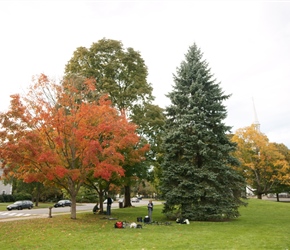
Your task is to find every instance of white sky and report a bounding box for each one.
[0,0,290,147]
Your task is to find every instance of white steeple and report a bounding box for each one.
[252,97,260,132]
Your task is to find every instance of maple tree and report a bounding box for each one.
[231,125,290,199]
[65,38,163,207]
[0,74,148,219]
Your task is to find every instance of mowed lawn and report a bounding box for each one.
[0,198,290,250]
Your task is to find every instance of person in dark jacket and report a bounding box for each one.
[106,196,113,215]
[148,200,153,222]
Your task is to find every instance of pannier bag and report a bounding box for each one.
[115,221,124,228]
[144,216,150,223]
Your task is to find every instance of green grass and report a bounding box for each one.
[1,198,290,249]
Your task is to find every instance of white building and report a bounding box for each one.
[0,168,13,195]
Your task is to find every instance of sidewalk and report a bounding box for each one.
[0,214,48,222]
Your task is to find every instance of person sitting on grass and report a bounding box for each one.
[93,203,99,214]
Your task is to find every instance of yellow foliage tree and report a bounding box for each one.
[232,125,290,199]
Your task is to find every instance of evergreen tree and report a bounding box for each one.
[161,44,246,221]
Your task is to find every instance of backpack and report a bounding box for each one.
[115,221,124,229]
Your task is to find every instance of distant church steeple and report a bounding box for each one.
[252,97,260,132]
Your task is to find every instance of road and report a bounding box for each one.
[0,199,160,221]
[0,203,95,221]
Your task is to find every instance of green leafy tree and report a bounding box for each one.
[161,43,246,221]
[129,103,165,195]
[65,38,153,115]
[65,38,164,207]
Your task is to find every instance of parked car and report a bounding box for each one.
[131,197,140,202]
[118,198,124,203]
[7,200,33,211]
[136,195,143,200]
[103,198,114,204]
[54,200,72,208]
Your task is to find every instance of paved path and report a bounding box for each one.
[0,212,48,222]
[0,211,38,218]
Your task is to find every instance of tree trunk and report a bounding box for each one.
[257,193,262,199]
[276,193,280,202]
[35,186,41,207]
[124,185,132,207]
[99,192,104,212]
[70,195,77,219]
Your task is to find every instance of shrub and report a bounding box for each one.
[0,194,14,202]
[13,192,32,201]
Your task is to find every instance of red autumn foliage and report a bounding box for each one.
[0,74,149,202]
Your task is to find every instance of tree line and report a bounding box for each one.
[0,38,289,220]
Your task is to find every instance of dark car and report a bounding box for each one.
[7,200,33,211]
[54,200,72,208]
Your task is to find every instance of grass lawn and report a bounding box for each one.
[0,198,290,249]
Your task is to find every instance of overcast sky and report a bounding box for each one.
[0,0,290,147]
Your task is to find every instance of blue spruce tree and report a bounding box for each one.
[161,44,246,221]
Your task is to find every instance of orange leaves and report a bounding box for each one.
[93,162,125,181]
[69,169,81,181]
[37,151,58,164]
[46,172,55,181]
[22,173,39,183]
[0,74,148,190]
[36,73,49,86]
[55,166,69,178]
[83,78,96,91]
